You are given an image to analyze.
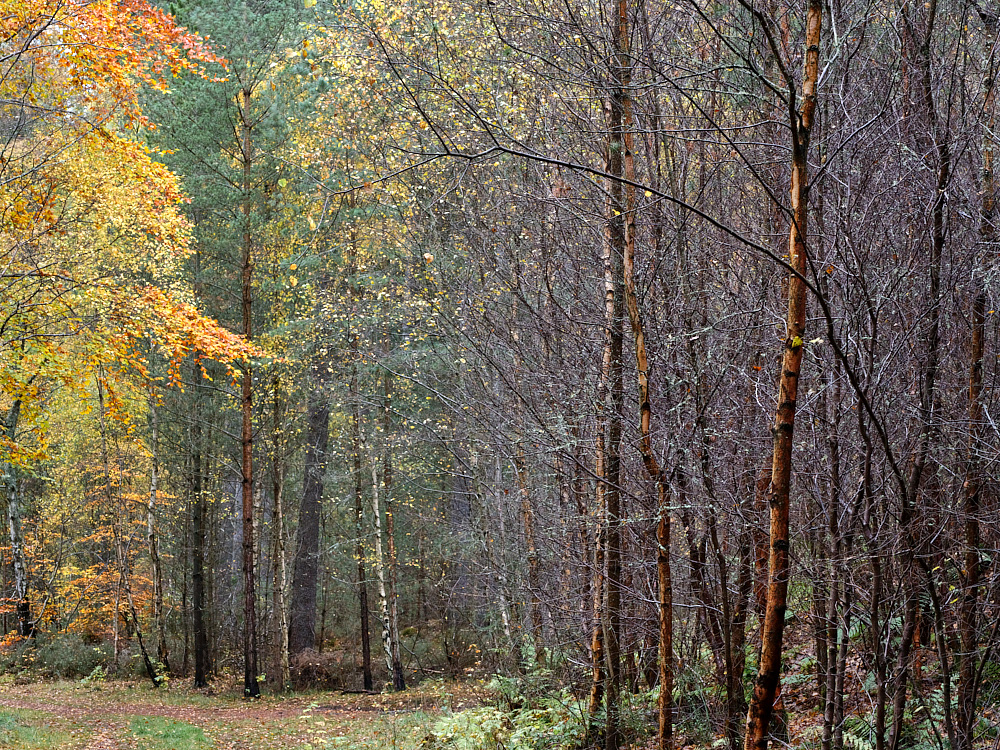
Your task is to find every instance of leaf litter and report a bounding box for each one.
[0,677,484,749]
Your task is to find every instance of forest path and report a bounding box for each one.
[0,678,477,749]
[81,722,127,750]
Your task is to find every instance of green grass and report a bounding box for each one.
[129,716,211,749]
[0,709,77,749]
[63,678,228,709]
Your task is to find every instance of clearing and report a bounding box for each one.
[0,678,483,749]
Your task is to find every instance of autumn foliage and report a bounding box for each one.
[0,0,254,650]
[1,0,250,457]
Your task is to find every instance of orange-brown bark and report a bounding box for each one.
[743,0,821,747]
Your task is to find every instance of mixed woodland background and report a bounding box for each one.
[2,1,1000,750]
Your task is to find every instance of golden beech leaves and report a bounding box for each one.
[112,287,264,387]
[2,0,225,128]
[0,0,264,649]
[0,0,255,467]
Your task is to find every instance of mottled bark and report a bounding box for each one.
[382,370,406,691]
[353,384,374,692]
[370,445,395,682]
[743,1,821,747]
[603,11,627,740]
[3,400,30,638]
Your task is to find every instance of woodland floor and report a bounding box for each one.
[0,677,484,749]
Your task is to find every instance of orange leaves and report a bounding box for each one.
[110,287,263,387]
[0,117,252,468]
[53,564,155,640]
[0,2,252,651]
[4,0,225,129]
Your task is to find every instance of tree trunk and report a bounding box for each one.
[603,22,628,741]
[615,2,674,742]
[289,390,330,656]
[833,582,850,750]
[181,522,189,677]
[604,295,624,750]
[317,505,329,652]
[271,379,291,690]
[588,451,606,718]
[147,387,170,675]
[508,262,547,663]
[382,369,406,691]
[887,7,947,745]
[514,449,545,660]
[369,442,395,685]
[589,335,609,720]
[3,400,31,638]
[957,38,995,750]
[956,269,987,750]
[728,513,753,750]
[822,361,844,750]
[97,376,160,689]
[353,381,374,692]
[191,361,209,688]
[743,2,821,747]
[346,214,374,688]
[238,84,260,699]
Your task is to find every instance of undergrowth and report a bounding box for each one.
[422,663,656,750]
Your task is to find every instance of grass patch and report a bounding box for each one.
[124,684,220,709]
[129,716,211,749]
[50,678,220,709]
[0,709,76,749]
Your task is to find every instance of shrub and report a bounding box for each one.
[424,706,508,750]
[33,633,113,679]
[291,647,353,689]
[0,635,32,674]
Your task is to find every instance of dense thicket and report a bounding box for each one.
[3,1,1000,749]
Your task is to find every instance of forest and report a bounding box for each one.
[1,0,999,749]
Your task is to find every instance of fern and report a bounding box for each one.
[843,728,875,750]
[843,716,876,750]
